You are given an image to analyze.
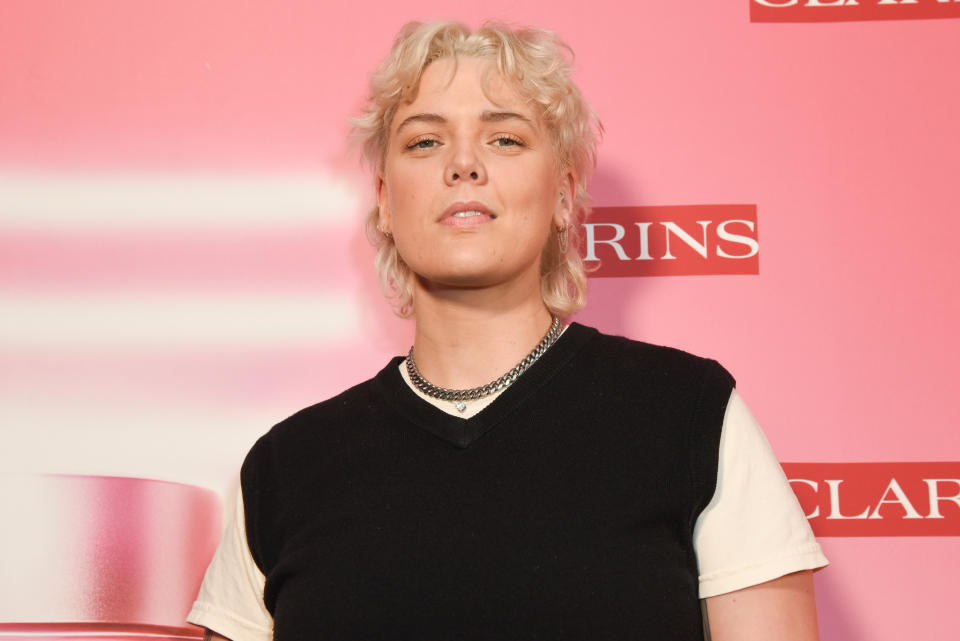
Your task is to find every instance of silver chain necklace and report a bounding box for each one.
[406,316,562,413]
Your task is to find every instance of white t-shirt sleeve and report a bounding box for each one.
[694,388,829,598]
[187,488,274,641]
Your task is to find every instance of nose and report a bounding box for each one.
[444,142,486,185]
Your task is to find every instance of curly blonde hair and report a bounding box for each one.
[352,21,601,318]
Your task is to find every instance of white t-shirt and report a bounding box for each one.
[188,379,828,641]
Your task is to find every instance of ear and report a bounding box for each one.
[376,172,391,234]
[554,170,577,229]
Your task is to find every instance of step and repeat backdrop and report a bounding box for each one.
[1,1,957,640]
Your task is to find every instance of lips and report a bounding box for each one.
[439,201,496,228]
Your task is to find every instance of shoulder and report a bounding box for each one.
[238,361,402,554]
[241,360,399,479]
[270,373,383,439]
[572,323,736,389]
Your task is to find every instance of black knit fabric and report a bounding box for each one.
[241,323,735,641]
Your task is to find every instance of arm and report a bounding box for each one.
[704,570,820,641]
[696,389,828,639]
[189,489,273,641]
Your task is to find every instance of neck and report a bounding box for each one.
[410,276,556,390]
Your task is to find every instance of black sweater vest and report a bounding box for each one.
[242,323,735,640]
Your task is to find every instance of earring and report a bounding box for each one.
[557,224,569,254]
[377,224,392,238]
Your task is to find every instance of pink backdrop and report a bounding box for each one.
[2,2,958,639]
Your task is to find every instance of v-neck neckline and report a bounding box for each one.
[374,322,598,449]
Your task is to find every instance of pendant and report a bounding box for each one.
[454,401,467,413]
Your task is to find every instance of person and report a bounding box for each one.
[187,21,828,641]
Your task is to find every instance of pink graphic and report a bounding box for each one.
[0,475,220,639]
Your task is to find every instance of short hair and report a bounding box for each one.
[352,21,602,318]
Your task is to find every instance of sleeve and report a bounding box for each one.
[187,488,274,641]
[694,388,829,598]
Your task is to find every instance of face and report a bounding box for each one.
[378,57,574,295]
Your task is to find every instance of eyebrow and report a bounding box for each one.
[394,110,535,136]
[394,112,446,136]
[480,110,535,127]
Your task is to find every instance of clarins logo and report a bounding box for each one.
[751,0,960,22]
[581,205,759,277]
[783,462,960,536]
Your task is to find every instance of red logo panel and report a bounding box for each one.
[751,0,960,23]
[783,462,960,536]
[581,205,759,278]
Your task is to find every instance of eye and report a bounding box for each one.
[493,135,524,148]
[405,136,439,151]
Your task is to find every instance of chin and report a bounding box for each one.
[408,252,498,286]
[415,269,500,290]
[406,251,541,293]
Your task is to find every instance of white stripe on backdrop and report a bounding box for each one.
[0,171,362,228]
[1,170,389,502]
[0,293,360,348]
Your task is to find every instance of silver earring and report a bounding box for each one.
[377,224,392,238]
[557,224,569,254]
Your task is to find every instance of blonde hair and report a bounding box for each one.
[352,21,602,318]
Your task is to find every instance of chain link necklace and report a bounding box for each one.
[406,316,562,413]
